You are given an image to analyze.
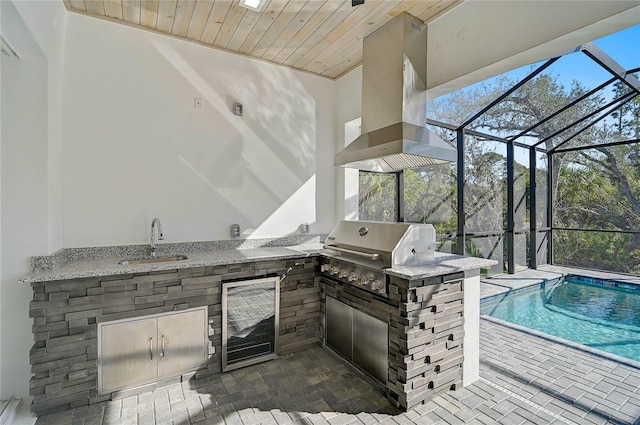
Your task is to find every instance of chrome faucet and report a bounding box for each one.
[150,218,164,257]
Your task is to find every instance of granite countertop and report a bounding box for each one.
[20,243,325,284]
[385,252,498,280]
[21,240,497,284]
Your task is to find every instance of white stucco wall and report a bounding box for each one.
[333,67,362,223]
[10,0,68,255]
[0,0,50,403]
[60,13,336,248]
[463,274,481,386]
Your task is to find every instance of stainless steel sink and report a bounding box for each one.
[118,254,188,265]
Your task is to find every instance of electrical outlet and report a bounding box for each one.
[194,97,202,109]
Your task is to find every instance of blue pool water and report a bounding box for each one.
[481,276,640,362]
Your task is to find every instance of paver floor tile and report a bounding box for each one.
[35,318,640,425]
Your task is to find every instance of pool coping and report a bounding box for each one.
[480,277,560,303]
[480,267,640,370]
[480,265,640,300]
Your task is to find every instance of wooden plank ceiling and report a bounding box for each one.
[62,0,463,79]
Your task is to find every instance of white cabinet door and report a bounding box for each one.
[157,309,207,379]
[99,317,158,393]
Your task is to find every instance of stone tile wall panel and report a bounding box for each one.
[321,272,464,411]
[28,257,318,416]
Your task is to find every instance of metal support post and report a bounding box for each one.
[456,130,465,256]
[529,148,537,269]
[507,142,515,274]
[396,170,405,223]
[547,153,554,265]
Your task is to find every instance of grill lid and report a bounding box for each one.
[324,220,436,268]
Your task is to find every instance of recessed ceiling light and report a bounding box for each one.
[239,0,265,12]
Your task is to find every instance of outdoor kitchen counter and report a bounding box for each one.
[19,243,325,283]
[25,242,325,416]
[23,240,496,414]
[385,252,498,280]
[20,245,495,284]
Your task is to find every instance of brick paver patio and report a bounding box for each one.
[35,316,640,425]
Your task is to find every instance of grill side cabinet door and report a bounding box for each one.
[99,318,158,394]
[326,296,353,361]
[353,309,388,384]
[157,309,208,379]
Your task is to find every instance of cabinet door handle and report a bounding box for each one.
[149,337,153,361]
[161,335,166,358]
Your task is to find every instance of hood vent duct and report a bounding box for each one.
[335,12,456,173]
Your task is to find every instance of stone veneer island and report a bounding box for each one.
[22,241,495,416]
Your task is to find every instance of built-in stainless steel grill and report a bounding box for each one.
[321,220,436,296]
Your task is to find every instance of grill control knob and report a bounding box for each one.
[330,266,339,275]
[371,280,383,291]
[359,276,369,285]
[320,264,330,272]
[367,273,375,281]
[339,269,348,278]
[348,272,358,282]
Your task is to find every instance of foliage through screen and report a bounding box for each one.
[357,60,639,275]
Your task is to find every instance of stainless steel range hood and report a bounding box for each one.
[335,12,456,173]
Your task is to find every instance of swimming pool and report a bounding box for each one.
[481,275,640,362]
